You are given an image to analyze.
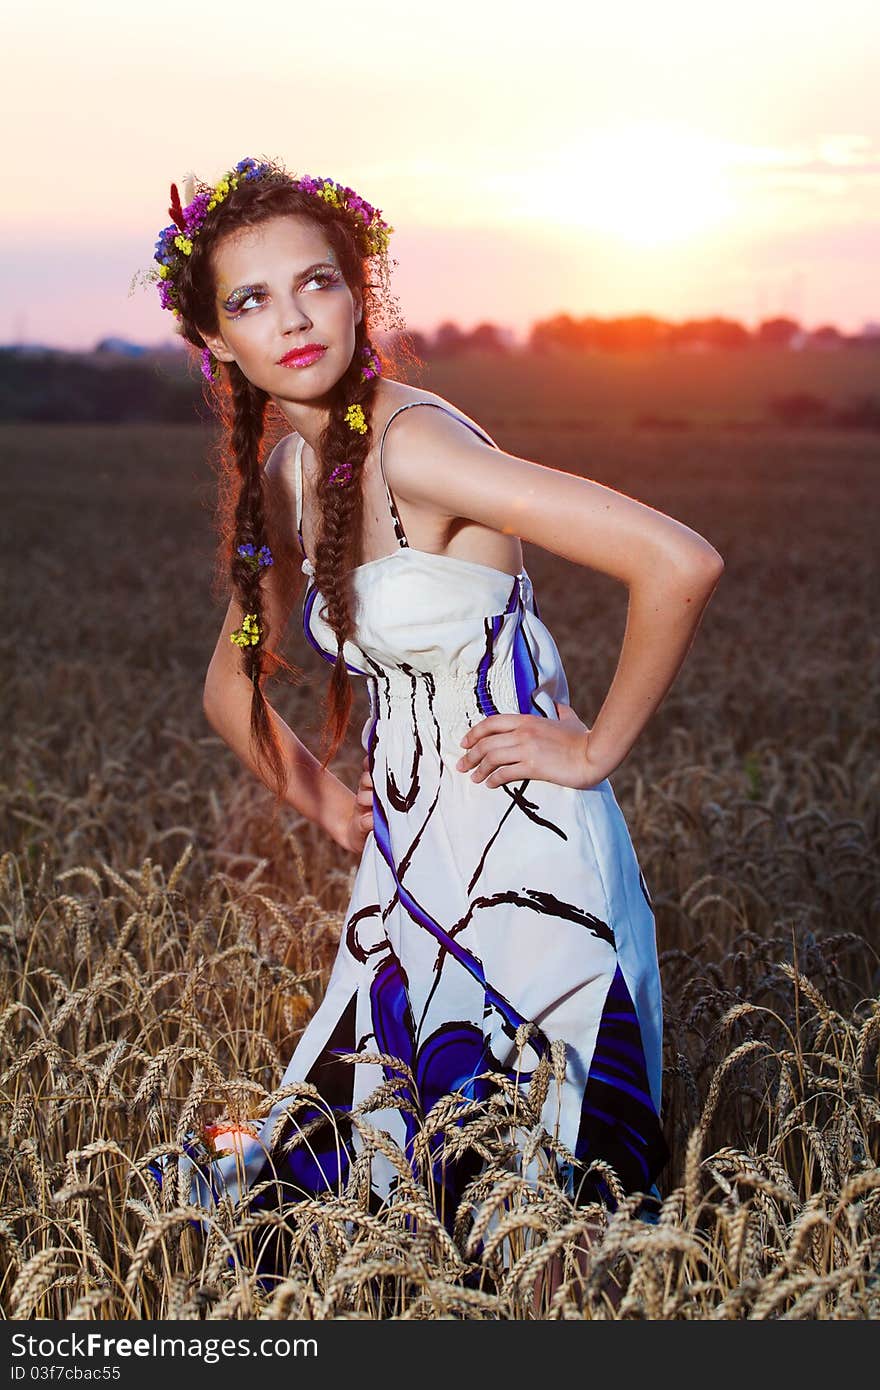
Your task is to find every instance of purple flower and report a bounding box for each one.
[328,462,352,487]
[236,541,273,568]
[182,192,212,235]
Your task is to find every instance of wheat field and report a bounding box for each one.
[1,365,878,1319]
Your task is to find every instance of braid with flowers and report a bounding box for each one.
[145,156,413,808]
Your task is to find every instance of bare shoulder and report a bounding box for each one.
[372,379,526,570]
[374,380,497,519]
[374,379,494,455]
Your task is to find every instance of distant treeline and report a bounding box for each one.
[429,314,876,356]
[2,308,879,423]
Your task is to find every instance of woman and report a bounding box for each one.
[149,157,723,1293]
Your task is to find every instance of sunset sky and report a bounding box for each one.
[4,0,879,348]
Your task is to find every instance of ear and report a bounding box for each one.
[352,289,363,327]
[199,328,236,362]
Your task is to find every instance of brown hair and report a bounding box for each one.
[167,162,417,810]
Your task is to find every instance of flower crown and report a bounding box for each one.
[152,157,394,324]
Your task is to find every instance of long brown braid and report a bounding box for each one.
[311,330,380,768]
[166,168,415,810]
[224,363,286,784]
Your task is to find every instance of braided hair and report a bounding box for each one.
[165,166,415,808]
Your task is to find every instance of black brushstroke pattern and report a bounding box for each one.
[386,667,423,812]
[421,883,615,1032]
[345,901,385,964]
[450,886,615,948]
[467,782,569,895]
[379,670,446,924]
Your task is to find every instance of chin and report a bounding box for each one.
[276,359,345,393]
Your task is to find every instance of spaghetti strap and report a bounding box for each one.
[377,401,499,550]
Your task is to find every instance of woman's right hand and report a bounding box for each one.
[341,754,374,856]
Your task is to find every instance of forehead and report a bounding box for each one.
[212,214,330,284]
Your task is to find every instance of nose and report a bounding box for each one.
[279,288,312,335]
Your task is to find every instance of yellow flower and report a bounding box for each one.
[344,403,368,434]
[230,613,261,647]
[173,234,193,256]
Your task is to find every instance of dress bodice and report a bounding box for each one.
[292,402,570,738]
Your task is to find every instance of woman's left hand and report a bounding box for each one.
[339,755,375,856]
[456,701,605,791]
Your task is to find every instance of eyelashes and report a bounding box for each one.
[223,285,263,315]
[300,269,342,294]
[223,268,342,317]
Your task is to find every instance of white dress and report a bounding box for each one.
[178,401,668,1266]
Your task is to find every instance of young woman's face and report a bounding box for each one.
[200,214,362,405]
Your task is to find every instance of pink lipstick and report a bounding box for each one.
[278,344,327,368]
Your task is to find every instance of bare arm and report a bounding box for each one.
[582,556,721,777]
[385,407,724,779]
[202,437,358,847]
[203,675,356,846]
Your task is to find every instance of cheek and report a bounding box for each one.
[225,318,269,357]
[326,291,357,330]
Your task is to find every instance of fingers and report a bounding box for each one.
[457,733,525,779]
[356,757,373,835]
[481,763,528,788]
[459,715,530,759]
[459,715,519,752]
[462,758,528,786]
[357,769,372,799]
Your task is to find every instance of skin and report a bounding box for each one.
[200,213,725,862]
[200,215,363,454]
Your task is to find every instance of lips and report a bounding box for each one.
[278,344,327,367]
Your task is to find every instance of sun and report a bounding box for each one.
[509,124,736,246]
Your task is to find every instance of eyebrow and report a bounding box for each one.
[220,262,336,302]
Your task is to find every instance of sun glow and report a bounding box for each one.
[509,124,737,246]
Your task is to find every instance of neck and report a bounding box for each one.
[271,392,332,455]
